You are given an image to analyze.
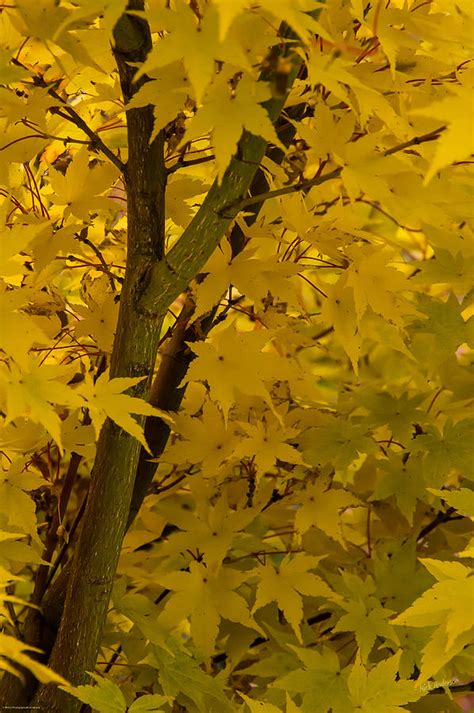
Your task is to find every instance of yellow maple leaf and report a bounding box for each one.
[251,554,338,643]
[0,631,68,685]
[238,691,283,713]
[126,62,192,142]
[235,414,306,477]
[412,81,473,185]
[295,478,362,545]
[161,400,236,477]
[343,245,416,327]
[80,371,172,452]
[392,559,474,682]
[136,1,247,103]
[47,147,119,220]
[193,240,300,318]
[0,221,47,281]
[334,596,398,662]
[213,0,326,42]
[0,287,50,367]
[156,491,258,567]
[158,561,263,656]
[184,325,280,421]
[347,652,422,712]
[0,458,48,546]
[182,74,284,182]
[320,282,362,372]
[0,360,83,447]
[74,292,119,354]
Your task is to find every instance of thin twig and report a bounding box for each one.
[11,58,125,172]
[166,154,215,175]
[75,227,119,292]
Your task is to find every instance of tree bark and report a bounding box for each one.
[31,3,166,709]
[9,7,304,710]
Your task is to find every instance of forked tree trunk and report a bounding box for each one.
[8,3,303,709]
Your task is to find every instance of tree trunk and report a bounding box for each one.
[20,6,302,709]
[31,3,166,709]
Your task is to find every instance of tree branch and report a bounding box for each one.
[138,37,305,317]
[12,58,126,173]
[417,507,464,542]
[220,126,446,215]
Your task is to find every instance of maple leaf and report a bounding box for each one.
[145,639,234,713]
[370,455,428,525]
[161,400,236,477]
[392,559,474,681]
[156,492,258,567]
[343,245,415,327]
[0,286,50,367]
[346,652,422,712]
[272,646,349,713]
[428,487,474,518]
[10,0,70,44]
[61,674,127,713]
[0,221,48,281]
[166,174,209,229]
[158,562,263,656]
[0,360,83,447]
[80,371,172,451]
[74,292,119,353]
[333,596,398,662]
[47,147,120,220]
[0,459,47,546]
[409,293,474,367]
[293,105,355,165]
[410,418,474,484]
[238,691,283,713]
[193,240,300,319]
[0,631,68,686]
[136,1,247,102]
[184,325,282,421]
[295,478,362,544]
[251,554,339,643]
[412,249,474,295]
[298,412,377,476]
[306,52,365,110]
[235,413,306,477]
[356,390,425,443]
[213,0,327,42]
[412,81,473,184]
[126,62,192,142]
[62,673,171,713]
[320,282,362,372]
[182,74,284,182]
[428,487,474,559]
[0,50,30,84]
